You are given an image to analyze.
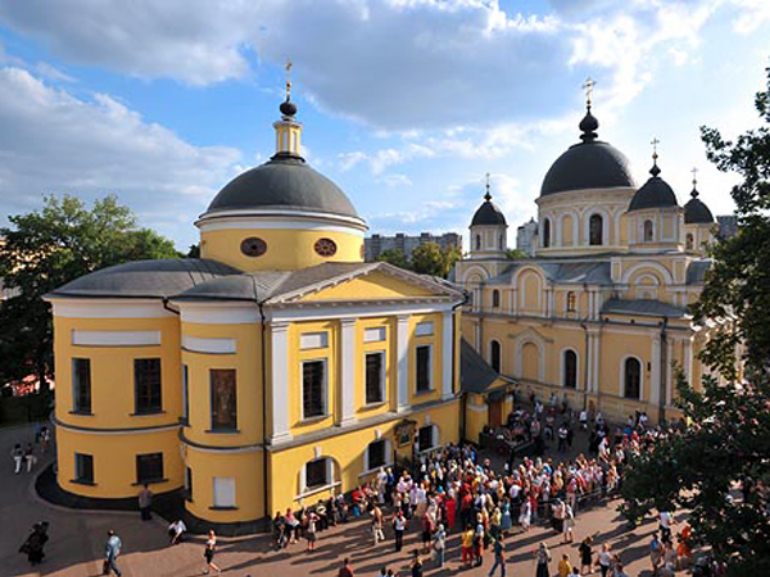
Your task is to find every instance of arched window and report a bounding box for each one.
[644,220,654,242]
[566,291,576,312]
[543,219,551,248]
[686,233,694,251]
[364,439,391,472]
[624,357,642,399]
[475,234,481,251]
[490,340,501,373]
[563,350,577,389]
[499,233,504,250]
[589,214,603,246]
[492,289,500,308]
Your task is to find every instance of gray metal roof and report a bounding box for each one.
[460,338,500,393]
[206,153,360,219]
[49,259,241,299]
[486,261,612,286]
[684,191,715,224]
[471,199,507,226]
[601,298,688,318]
[686,260,711,284]
[541,140,635,196]
[628,165,679,212]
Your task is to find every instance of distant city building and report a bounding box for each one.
[717,215,738,239]
[365,232,462,261]
[516,218,538,256]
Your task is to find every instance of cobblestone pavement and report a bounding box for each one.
[0,422,682,577]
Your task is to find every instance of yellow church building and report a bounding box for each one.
[44,90,466,527]
[456,99,721,428]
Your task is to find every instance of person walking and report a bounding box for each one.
[433,523,446,568]
[168,519,187,545]
[12,443,23,474]
[578,536,594,575]
[372,504,385,545]
[103,530,122,577]
[488,535,506,577]
[597,543,612,577]
[203,530,221,575]
[393,510,406,552]
[19,522,49,566]
[650,531,663,576]
[338,557,354,577]
[137,484,153,521]
[24,443,37,473]
[534,542,551,577]
[562,502,575,544]
[558,553,573,577]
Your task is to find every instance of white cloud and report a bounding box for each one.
[0,67,241,245]
[0,0,747,130]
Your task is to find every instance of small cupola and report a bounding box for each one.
[469,174,508,259]
[683,168,716,254]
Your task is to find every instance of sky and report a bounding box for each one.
[0,0,768,252]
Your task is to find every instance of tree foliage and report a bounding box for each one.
[505,248,528,260]
[0,195,180,388]
[620,66,770,575]
[411,242,462,278]
[377,248,411,270]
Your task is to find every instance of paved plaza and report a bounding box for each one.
[1,422,677,577]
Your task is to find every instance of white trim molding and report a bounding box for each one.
[72,330,161,347]
[441,311,454,400]
[339,319,357,426]
[396,314,410,412]
[49,299,174,319]
[559,346,580,390]
[620,354,645,400]
[270,322,292,444]
[181,335,236,354]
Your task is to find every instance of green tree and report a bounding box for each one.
[620,65,770,575]
[506,248,528,259]
[0,195,179,391]
[411,242,461,278]
[376,248,411,270]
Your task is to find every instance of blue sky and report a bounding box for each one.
[0,0,768,251]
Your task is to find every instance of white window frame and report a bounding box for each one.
[71,357,91,414]
[364,327,387,343]
[416,424,440,454]
[619,355,644,400]
[364,350,386,406]
[212,476,236,508]
[301,358,328,420]
[488,339,502,373]
[415,321,434,337]
[300,332,329,350]
[414,344,433,393]
[361,439,392,476]
[298,457,340,499]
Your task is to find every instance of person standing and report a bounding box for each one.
[578,536,594,576]
[103,530,122,577]
[203,530,221,575]
[420,509,435,554]
[488,535,506,577]
[12,443,23,474]
[461,525,475,567]
[24,443,36,473]
[433,523,446,568]
[305,512,318,552]
[372,504,385,545]
[597,543,612,577]
[393,510,406,552]
[19,522,49,566]
[659,510,673,544]
[137,484,153,521]
[534,542,551,577]
[650,531,662,576]
[410,551,423,577]
[338,557,354,577]
[563,502,575,544]
[558,553,573,577]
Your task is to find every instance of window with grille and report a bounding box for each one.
[624,357,642,399]
[72,358,92,414]
[210,369,237,431]
[368,440,386,470]
[418,425,434,451]
[415,345,431,393]
[302,360,326,419]
[566,291,576,313]
[305,459,328,489]
[563,350,577,389]
[74,453,94,484]
[365,352,384,404]
[136,452,164,484]
[134,358,162,414]
[492,290,500,308]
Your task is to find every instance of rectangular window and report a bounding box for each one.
[213,477,236,508]
[418,425,434,452]
[300,332,329,350]
[74,453,94,484]
[302,360,326,419]
[368,440,386,470]
[415,345,432,393]
[210,369,237,431]
[134,358,162,414]
[185,466,193,502]
[136,452,164,484]
[365,352,385,405]
[305,459,328,489]
[72,358,92,414]
[181,364,189,424]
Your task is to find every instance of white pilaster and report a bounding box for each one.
[592,333,600,393]
[665,338,674,406]
[441,310,454,400]
[683,338,693,385]
[270,321,292,444]
[650,336,661,405]
[396,314,410,412]
[340,318,357,426]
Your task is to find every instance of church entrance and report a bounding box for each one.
[488,399,503,428]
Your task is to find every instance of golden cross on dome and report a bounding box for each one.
[484,172,492,201]
[582,77,596,107]
[651,137,660,158]
[285,57,293,100]
[691,166,698,186]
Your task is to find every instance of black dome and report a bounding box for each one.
[471,199,507,226]
[207,153,359,218]
[541,108,635,196]
[628,163,679,212]
[684,189,714,224]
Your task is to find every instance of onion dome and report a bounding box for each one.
[628,155,678,212]
[280,98,297,118]
[540,106,635,196]
[471,181,507,226]
[684,185,715,224]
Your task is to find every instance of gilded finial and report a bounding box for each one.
[484,172,492,202]
[285,57,293,101]
[650,137,661,177]
[582,77,596,109]
[691,167,699,198]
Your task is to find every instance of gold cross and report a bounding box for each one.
[651,137,660,156]
[691,167,698,186]
[285,57,293,99]
[484,172,491,200]
[582,77,596,106]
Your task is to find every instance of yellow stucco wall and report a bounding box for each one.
[302,271,434,301]
[355,317,397,418]
[200,227,363,272]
